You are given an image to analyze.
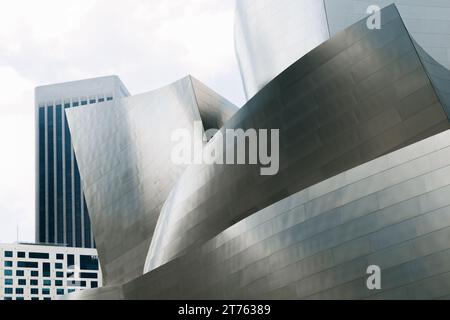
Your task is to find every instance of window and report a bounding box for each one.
[5,279,13,285]
[29,252,49,259]
[4,288,13,294]
[31,271,39,277]
[80,255,99,271]
[4,297,13,301]
[16,288,24,295]
[56,272,64,278]
[16,297,25,301]
[81,100,88,106]
[18,279,26,286]
[91,281,98,289]
[43,262,50,277]
[16,270,24,277]
[68,289,75,293]
[80,272,98,279]
[18,252,25,258]
[42,288,50,295]
[4,270,12,276]
[31,288,39,295]
[55,280,63,286]
[31,280,38,286]
[64,103,70,109]
[68,254,75,268]
[107,96,113,101]
[56,254,64,260]
[18,261,38,268]
[73,101,79,107]
[57,289,65,295]
[4,251,13,257]
[89,99,96,104]
[98,98,105,103]
[55,263,63,270]
[44,280,51,286]
[4,261,12,267]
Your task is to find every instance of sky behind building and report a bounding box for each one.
[0,0,244,244]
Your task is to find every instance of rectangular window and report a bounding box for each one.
[57,254,64,260]
[44,280,51,286]
[68,254,75,268]
[98,98,105,103]
[47,105,55,243]
[31,288,39,295]
[5,279,13,285]
[16,297,25,301]
[56,271,64,278]
[73,101,79,107]
[31,280,38,286]
[81,100,87,106]
[91,281,98,289]
[80,255,99,271]
[4,288,13,294]
[18,261,38,268]
[4,261,12,267]
[42,288,50,295]
[38,107,46,243]
[18,279,26,286]
[4,270,12,276]
[107,96,113,101]
[64,113,73,247]
[68,289,75,293]
[80,272,98,279]
[29,252,49,259]
[31,271,39,277]
[89,99,96,104]
[16,288,24,295]
[16,270,24,277]
[18,252,25,258]
[55,280,63,287]
[4,251,13,257]
[57,289,65,295]
[55,263,63,270]
[43,262,50,277]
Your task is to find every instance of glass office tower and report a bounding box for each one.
[35,76,130,248]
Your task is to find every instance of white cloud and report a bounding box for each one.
[0,0,244,244]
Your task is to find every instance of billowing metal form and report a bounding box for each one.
[69,128,450,300]
[67,5,450,300]
[145,4,450,273]
[236,0,450,100]
[235,0,330,100]
[65,76,237,285]
[325,0,450,72]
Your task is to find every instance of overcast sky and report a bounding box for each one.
[0,0,244,244]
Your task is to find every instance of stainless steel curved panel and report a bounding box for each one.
[70,129,450,299]
[235,0,330,100]
[66,76,237,285]
[145,5,450,273]
[236,0,450,100]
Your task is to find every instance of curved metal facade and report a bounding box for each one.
[145,5,450,273]
[133,129,450,299]
[66,5,450,300]
[65,76,237,285]
[235,0,330,100]
[236,0,450,100]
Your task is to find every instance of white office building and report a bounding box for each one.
[0,243,102,300]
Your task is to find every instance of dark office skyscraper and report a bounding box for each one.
[35,76,130,248]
